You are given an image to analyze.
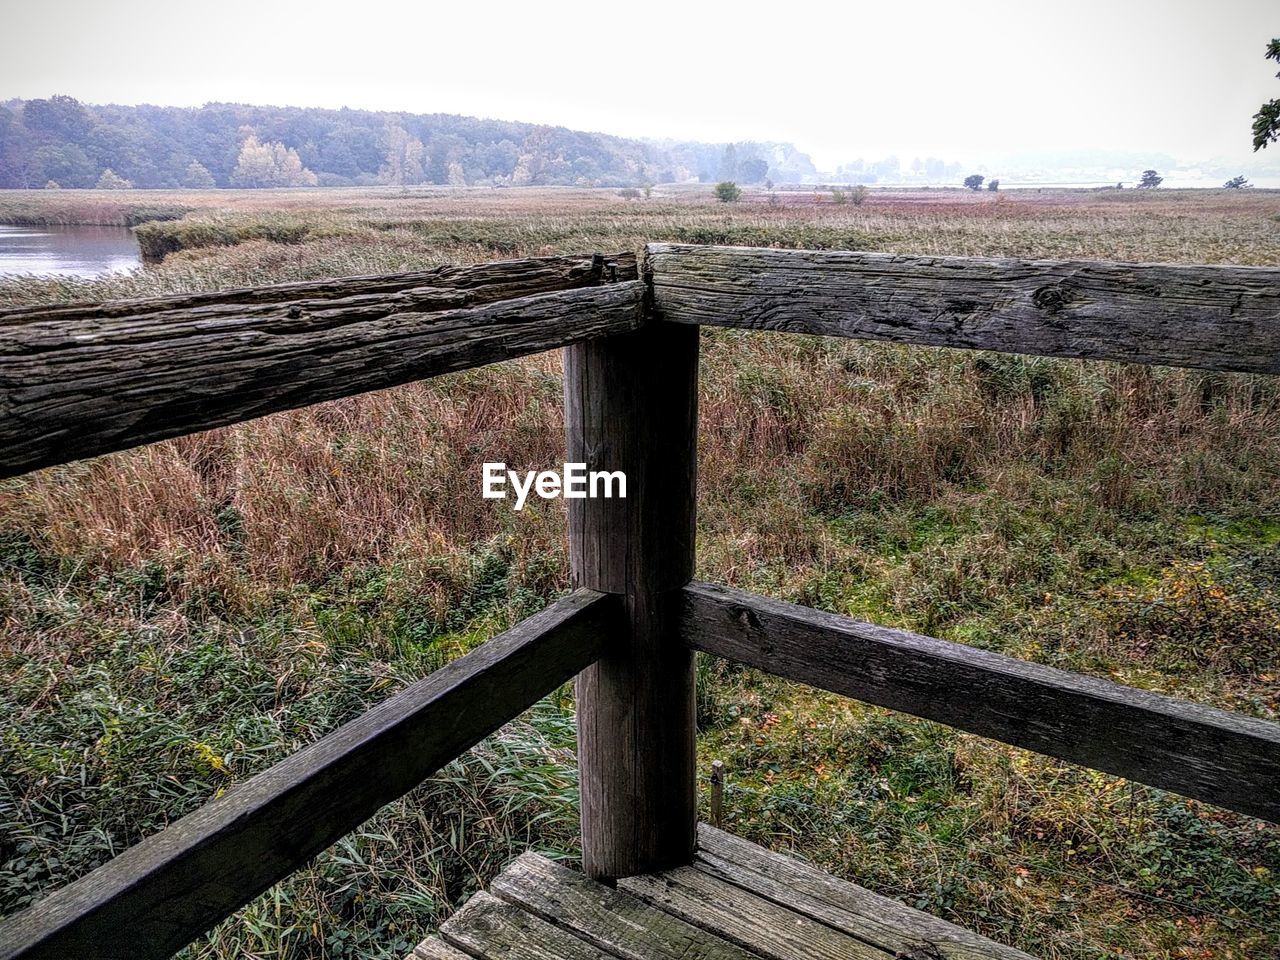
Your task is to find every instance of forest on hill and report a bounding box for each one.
[0,95,817,189]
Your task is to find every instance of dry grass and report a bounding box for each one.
[2,185,1278,959]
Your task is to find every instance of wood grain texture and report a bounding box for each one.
[683,582,1280,822]
[418,826,1033,960]
[1,267,643,479]
[491,852,756,960]
[696,824,1034,960]
[620,866,894,960]
[0,590,620,960]
[647,243,1280,374]
[0,252,637,323]
[409,938,472,960]
[564,318,701,879]
[440,891,611,960]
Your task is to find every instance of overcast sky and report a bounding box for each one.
[2,0,1276,167]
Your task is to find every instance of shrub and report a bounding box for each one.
[617,187,641,200]
[713,181,741,203]
[964,174,985,191]
[1100,561,1280,673]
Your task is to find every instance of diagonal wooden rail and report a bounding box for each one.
[0,590,620,960]
[0,253,639,478]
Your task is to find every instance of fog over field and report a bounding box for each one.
[2,0,1280,187]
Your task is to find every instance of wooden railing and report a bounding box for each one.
[683,582,1280,822]
[0,253,642,477]
[1,244,1277,959]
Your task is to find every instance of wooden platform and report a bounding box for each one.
[409,824,1035,960]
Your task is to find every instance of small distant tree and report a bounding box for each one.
[714,181,741,203]
[1138,169,1163,188]
[618,187,641,199]
[1224,175,1250,189]
[963,174,984,191]
[851,184,868,206]
[987,178,1000,191]
[183,160,217,189]
[95,168,132,190]
[44,179,60,189]
[1253,38,1280,151]
[831,187,847,204]
[764,177,774,190]
[231,135,318,188]
[641,182,653,198]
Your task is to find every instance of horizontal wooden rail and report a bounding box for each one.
[0,254,641,479]
[682,581,1280,822]
[647,243,1280,374]
[0,252,637,323]
[0,589,620,960]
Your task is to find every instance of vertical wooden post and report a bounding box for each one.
[564,306,699,881]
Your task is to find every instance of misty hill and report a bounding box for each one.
[0,96,816,190]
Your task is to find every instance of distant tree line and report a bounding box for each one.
[0,95,818,189]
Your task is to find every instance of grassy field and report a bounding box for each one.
[1,184,1278,959]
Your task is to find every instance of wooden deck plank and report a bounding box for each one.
[620,865,893,960]
[439,891,611,960]
[696,824,1034,960]
[491,852,757,960]
[409,937,471,959]
[411,826,1037,960]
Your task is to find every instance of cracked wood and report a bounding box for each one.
[646,243,1280,374]
[1,256,643,478]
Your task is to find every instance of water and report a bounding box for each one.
[0,223,141,278]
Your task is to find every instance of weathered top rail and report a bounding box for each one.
[0,255,631,323]
[0,253,640,478]
[648,243,1280,374]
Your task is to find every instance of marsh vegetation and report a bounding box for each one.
[1,185,1278,959]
